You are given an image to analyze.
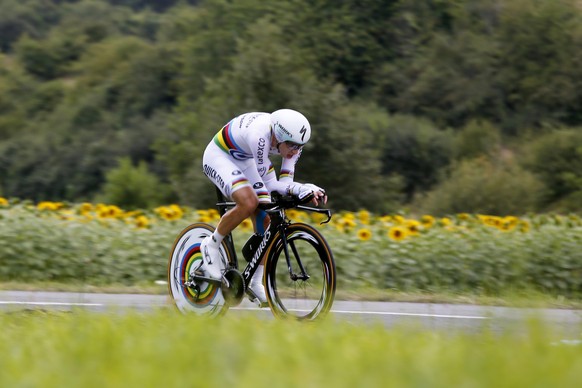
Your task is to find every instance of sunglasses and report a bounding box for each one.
[284,141,303,151]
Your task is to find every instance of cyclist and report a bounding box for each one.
[200,109,327,307]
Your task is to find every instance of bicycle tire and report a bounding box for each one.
[167,223,234,317]
[264,223,336,321]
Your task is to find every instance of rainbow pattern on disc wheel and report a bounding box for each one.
[168,223,227,316]
[179,243,219,306]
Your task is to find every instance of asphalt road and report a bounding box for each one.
[1,290,581,338]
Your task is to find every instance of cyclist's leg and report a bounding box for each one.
[237,166,270,306]
[201,143,257,278]
[215,187,258,237]
[242,165,271,236]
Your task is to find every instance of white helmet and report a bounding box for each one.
[271,109,311,145]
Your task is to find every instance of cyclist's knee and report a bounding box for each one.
[233,188,259,217]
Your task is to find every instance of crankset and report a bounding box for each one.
[184,268,244,306]
[221,269,245,306]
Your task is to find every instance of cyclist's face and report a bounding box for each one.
[279,141,302,159]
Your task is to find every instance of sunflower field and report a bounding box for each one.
[1,197,581,297]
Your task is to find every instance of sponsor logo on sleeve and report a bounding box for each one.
[257,138,265,165]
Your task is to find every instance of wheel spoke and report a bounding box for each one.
[265,224,336,321]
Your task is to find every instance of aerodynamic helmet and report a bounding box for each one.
[270,109,311,145]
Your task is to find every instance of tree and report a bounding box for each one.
[380,115,454,201]
[96,157,171,209]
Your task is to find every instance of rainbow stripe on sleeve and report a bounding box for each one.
[280,169,293,179]
[256,190,270,201]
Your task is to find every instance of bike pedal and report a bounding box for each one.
[246,291,269,308]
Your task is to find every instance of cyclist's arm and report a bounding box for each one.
[262,161,290,195]
[279,149,302,182]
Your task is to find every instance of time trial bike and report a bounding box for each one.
[167,190,336,321]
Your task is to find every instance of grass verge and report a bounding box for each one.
[0,310,581,387]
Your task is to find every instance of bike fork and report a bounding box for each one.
[280,227,310,281]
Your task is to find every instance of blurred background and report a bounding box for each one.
[1,0,581,216]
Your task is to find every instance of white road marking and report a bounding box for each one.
[0,301,103,307]
[331,309,489,319]
[231,306,489,319]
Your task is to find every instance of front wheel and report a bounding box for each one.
[264,223,336,321]
[167,223,234,317]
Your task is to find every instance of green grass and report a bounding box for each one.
[0,310,581,387]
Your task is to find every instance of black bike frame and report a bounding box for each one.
[214,188,331,288]
[214,188,283,287]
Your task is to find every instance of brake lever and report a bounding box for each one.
[296,205,333,224]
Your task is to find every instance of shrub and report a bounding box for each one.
[521,129,582,211]
[454,119,501,160]
[96,157,171,210]
[380,115,454,201]
[417,157,545,215]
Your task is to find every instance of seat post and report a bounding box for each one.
[216,187,229,217]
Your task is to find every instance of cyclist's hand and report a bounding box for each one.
[303,183,327,206]
[289,183,327,206]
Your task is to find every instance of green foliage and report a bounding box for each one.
[96,157,171,210]
[0,209,170,284]
[15,32,86,80]
[1,0,582,212]
[453,119,501,160]
[2,312,581,387]
[380,115,454,201]
[374,0,582,131]
[417,157,545,215]
[2,204,581,298]
[521,129,582,211]
[0,0,60,52]
[355,224,582,296]
[495,0,582,129]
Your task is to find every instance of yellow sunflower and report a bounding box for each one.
[420,215,435,228]
[405,219,422,236]
[96,204,123,219]
[357,228,372,241]
[286,209,300,220]
[79,202,93,214]
[388,226,408,241]
[393,215,405,224]
[199,215,212,223]
[168,204,184,220]
[240,218,253,230]
[439,217,452,226]
[500,216,519,231]
[196,209,210,219]
[478,214,502,228]
[208,209,220,221]
[311,212,328,224]
[518,220,531,233]
[135,215,150,229]
[379,215,393,224]
[357,210,371,225]
[335,217,357,233]
[37,201,61,211]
